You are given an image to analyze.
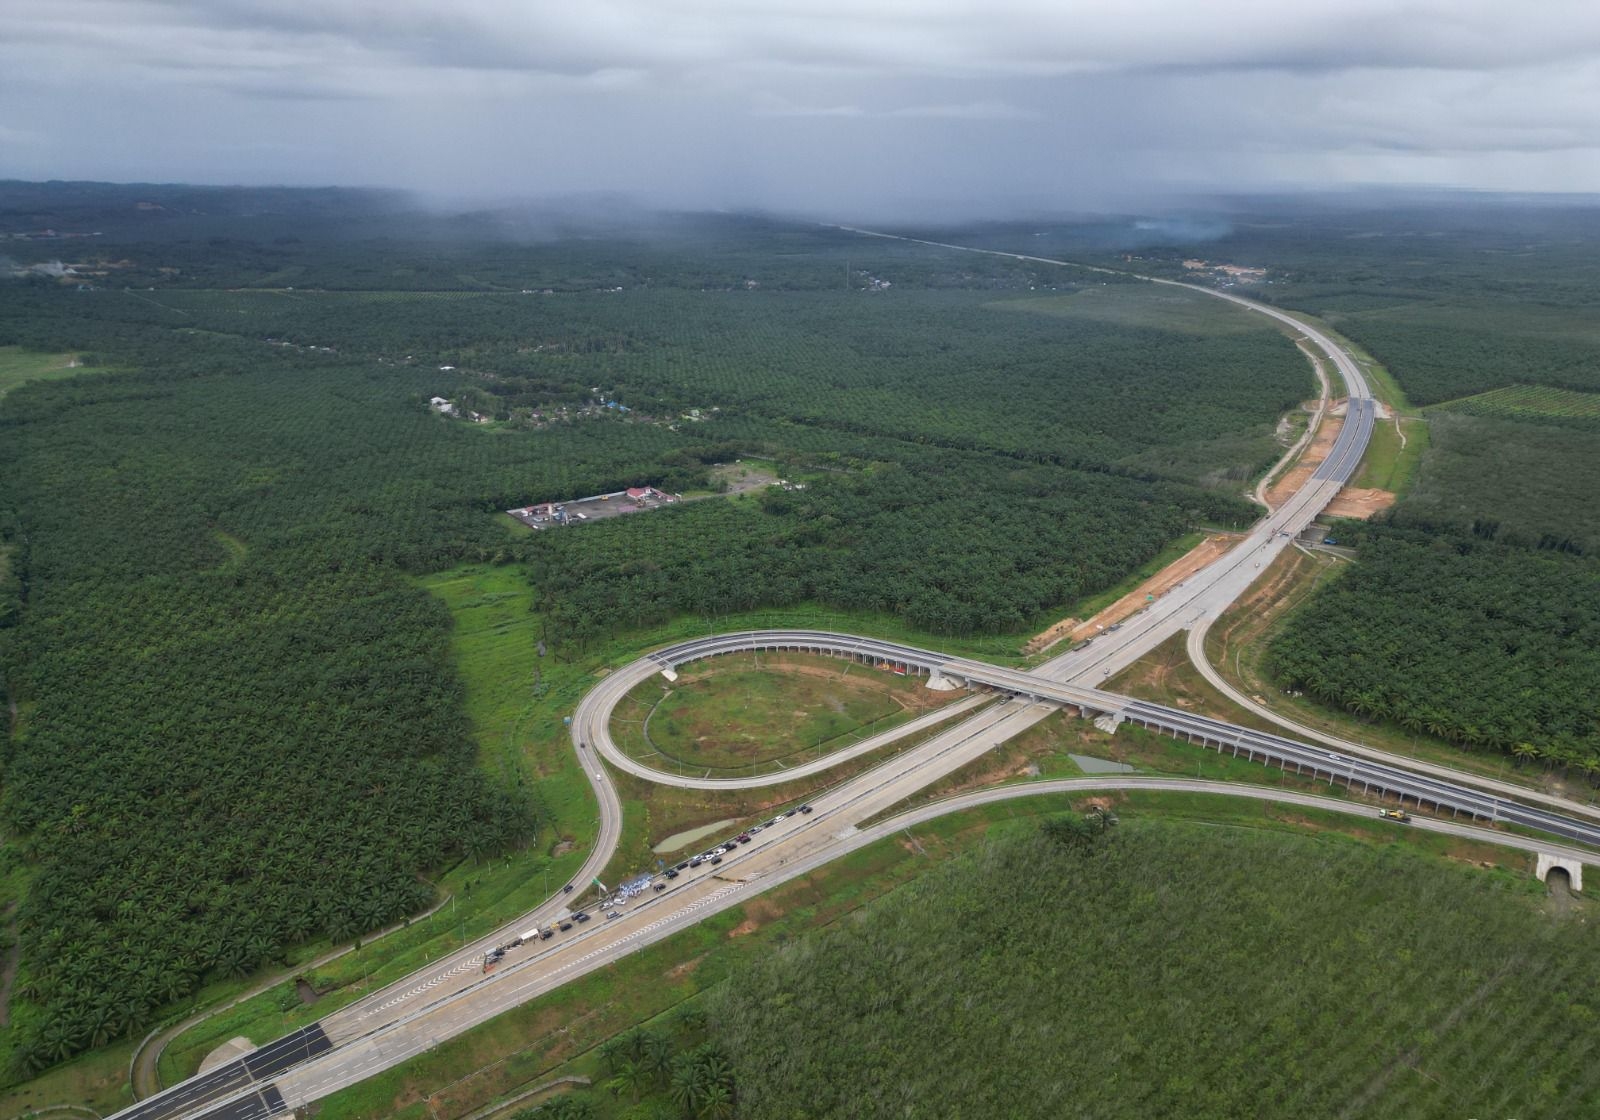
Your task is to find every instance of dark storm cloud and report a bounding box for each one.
[4,1,1600,210]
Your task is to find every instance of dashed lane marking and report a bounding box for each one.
[374,956,486,1012]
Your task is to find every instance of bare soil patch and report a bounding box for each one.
[727,896,786,940]
[1025,616,1082,654]
[1264,405,1345,508]
[1027,534,1241,653]
[1323,486,1396,519]
[709,461,779,494]
[198,1036,255,1075]
[666,954,707,980]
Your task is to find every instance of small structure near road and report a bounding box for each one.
[1536,853,1584,893]
[508,485,683,530]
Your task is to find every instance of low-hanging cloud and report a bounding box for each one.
[3,0,1600,212]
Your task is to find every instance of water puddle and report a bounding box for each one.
[653,818,741,854]
[1068,753,1135,774]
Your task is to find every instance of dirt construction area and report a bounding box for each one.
[1264,406,1343,508]
[1262,399,1396,520]
[1027,534,1241,654]
[1323,487,1397,518]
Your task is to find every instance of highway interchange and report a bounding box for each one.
[112,240,1598,1120]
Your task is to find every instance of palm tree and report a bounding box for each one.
[86,1002,117,1049]
[157,967,192,1004]
[606,1059,650,1105]
[39,1018,77,1065]
[637,1031,672,1082]
[671,1004,708,1034]
[697,1081,734,1120]
[597,1035,626,1076]
[669,1059,706,1115]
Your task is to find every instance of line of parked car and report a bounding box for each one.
[493,806,819,964]
[668,804,814,876]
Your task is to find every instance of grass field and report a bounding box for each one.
[622,652,947,771]
[1108,632,1283,734]
[861,706,1362,831]
[0,346,89,398]
[1351,412,1429,494]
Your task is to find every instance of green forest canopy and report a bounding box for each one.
[712,820,1599,1120]
[1266,526,1600,769]
[0,210,1310,1075]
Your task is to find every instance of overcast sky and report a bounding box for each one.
[5,0,1600,216]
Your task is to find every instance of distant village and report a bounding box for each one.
[429,376,718,433]
[1179,258,1271,285]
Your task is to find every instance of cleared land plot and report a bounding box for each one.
[1026,532,1234,654]
[619,652,958,772]
[999,283,1273,336]
[0,346,87,398]
[1264,405,1343,507]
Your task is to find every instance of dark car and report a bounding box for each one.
[710,855,723,865]
[675,861,690,871]
[562,884,574,893]
[799,805,813,814]
[540,928,554,939]
[653,882,667,892]
[689,858,702,868]
[574,912,590,923]
[736,833,752,843]
[558,920,573,931]
[665,869,679,879]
